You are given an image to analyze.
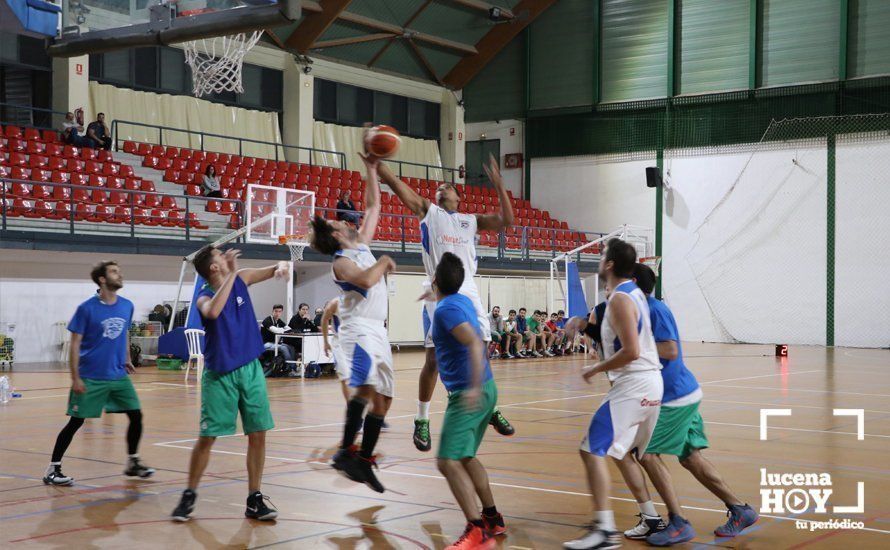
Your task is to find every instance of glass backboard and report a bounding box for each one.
[51,0,299,57]
[246,184,314,246]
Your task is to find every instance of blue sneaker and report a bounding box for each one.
[714,503,758,537]
[646,514,695,546]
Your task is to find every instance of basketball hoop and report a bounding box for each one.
[183,30,263,97]
[279,234,308,263]
[640,256,662,277]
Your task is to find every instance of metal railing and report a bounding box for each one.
[0,102,70,134]
[111,120,348,171]
[386,158,460,184]
[1,178,604,262]
[0,177,243,241]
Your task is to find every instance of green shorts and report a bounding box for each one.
[438,379,497,460]
[200,359,274,437]
[490,331,503,343]
[645,401,709,460]
[67,377,141,418]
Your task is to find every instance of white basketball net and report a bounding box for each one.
[184,30,263,97]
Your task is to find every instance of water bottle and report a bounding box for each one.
[0,376,10,404]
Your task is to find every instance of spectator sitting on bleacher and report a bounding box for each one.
[86,113,112,150]
[201,165,222,198]
[502,309,520,358]
[488,306,505,359]
[312,307,323,327]
[61,112,89,147]
[335,190,361,225]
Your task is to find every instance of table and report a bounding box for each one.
[274,332,334,377]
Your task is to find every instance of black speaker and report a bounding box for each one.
[646,167,662,188]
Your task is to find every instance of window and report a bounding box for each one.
[314,78,440,140]
[134,48,158,89]
[88,46,283,112]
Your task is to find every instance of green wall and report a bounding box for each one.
[464,0,890,124]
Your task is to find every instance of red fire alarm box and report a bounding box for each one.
[504,153,523,169]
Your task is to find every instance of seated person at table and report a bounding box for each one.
[287,302,319,356]
[261,304,295,362]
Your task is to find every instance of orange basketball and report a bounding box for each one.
[365,125,401,158]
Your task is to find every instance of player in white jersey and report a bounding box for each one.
[309,153,395,493]
[562,239,664,550]
[377,155,516,452]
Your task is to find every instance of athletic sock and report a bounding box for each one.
[360,414,385,458]
[46,462,61,475]
[596,510,616,531]
[482,506,498,516]
[416,400,430,420]
[639,500,658,518]
[470,519,485,528]
[341,397,367,449]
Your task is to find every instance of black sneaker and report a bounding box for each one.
[171,489,196,522]
[42,466,74,486]
[245,491,278,521]
[331,445,364,483]
[356,455,385,493]
[489,409,515,436]
[381,421,391,432]
[124,458,155,479]
[413,418,432,452]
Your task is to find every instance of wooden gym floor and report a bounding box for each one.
[0,343,888,549]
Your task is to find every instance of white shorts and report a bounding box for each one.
[339,321,394,397]
[581,371,663,460]
[422,282,490,348]
[331,337,349,382]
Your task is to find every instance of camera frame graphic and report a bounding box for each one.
[759,408,865,514]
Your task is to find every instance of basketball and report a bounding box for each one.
[364,125,401,158]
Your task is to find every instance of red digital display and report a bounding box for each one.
[775,344,788,357]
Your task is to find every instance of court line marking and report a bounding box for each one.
[153,393,607,447]
[375,470,890,536]
[706,384,890,398]
[705,421,890,440]
[146,444,890,537]
[700,370,821,385]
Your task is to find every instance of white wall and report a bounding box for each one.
[0,251,292,363]
[530,155,656,234]
[465,119,525,196]
[663,144,828,344]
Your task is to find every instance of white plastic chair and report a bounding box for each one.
[184,329,205,383]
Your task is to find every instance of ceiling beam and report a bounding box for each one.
[443,0,556,89]
[368,0,433,68]
[406,38,443,85]
[301,1,322,12]
[447,0,515,20]
[313,32,396,49]
[286,0,354,52]
[338,11,477,55]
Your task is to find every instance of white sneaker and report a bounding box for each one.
[623,514,665,540]
[532,351,543,358]
[544,349,555,357]
[563,525,621,549]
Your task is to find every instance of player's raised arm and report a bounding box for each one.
[377,161,430,217]
[332,254,396,290]
[238,261,290,286]
[357,153,382,244]
[476,154,514,232]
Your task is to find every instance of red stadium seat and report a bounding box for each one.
[123,141,138,154]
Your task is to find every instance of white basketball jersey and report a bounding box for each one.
[601,280,662,382]
[420,203,478,293]
[333,245,387,325]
